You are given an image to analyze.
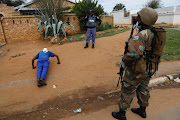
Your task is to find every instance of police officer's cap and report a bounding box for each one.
[90,10,94,13]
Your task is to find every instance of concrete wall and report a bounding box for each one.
[110,10,131,25]
[110,6,180,25]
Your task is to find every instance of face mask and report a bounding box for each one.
[136,21,141,30]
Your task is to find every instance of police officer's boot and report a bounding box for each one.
[131,106,146,118]
[112,110,126,120]
[92,44,95,49]
[84,43,89,48]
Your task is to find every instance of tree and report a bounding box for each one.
[1,0,25,7]
[71,0,104,31]
[34,0,71,21]
[144,0,163,9]
[113,3,126,11]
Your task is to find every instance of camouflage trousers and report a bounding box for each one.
[118,67,151,111]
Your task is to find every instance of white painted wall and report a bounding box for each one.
[110,6,180,25]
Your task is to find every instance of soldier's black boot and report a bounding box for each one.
[84,43,89,48]
[92,44,95,49]
[131,106,146,118]
[112,110,126,120]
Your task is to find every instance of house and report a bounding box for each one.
[0,0,75,17]
[14,0,75,15]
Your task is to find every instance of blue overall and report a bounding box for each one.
[35,51,54,80]
[86,15,97,44]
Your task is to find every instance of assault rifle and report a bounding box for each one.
[117,16,137,87]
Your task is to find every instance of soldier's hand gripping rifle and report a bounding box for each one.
[117,16,137,87]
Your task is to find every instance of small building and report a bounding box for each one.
[110,6,180,25]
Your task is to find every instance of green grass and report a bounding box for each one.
[161,28,180,61]
[67,28,129,42]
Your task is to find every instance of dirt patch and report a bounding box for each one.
[1,85,118,120]
[2,81,180,120]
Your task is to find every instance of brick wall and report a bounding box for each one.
[0,4,20,17]
[0,20,5,43]
[64,14,80,35]
[0,14,113,43]
[101,15,114,25]
[1,16,41,42]
[0,14,80,42]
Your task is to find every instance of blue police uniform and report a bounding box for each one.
[35,51,54,80]
[85,15,101,44]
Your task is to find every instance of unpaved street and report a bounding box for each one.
[0,30,180,119]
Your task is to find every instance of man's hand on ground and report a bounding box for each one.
[57,61,60,64]
[32,66,36,69]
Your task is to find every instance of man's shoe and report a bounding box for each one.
[38,80,47,87]
[131,106,146,118]
[37,80,42,87]
[84,43,89,48]
[112,111,126,120]
[92,44,95,49]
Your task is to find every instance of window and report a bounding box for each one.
[73,17,75,20]
[13,20,15,24]
[27,20,29,23]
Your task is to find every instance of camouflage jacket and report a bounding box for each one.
[122,29,154,66]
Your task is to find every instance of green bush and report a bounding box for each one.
[97,22,113,32]
[71,0,104,32]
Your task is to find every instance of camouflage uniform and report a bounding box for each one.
[119,29,155,111]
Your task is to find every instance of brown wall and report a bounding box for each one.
[0,14,80,43]
[0,20,5,43]
[0,14,113,43]
[64,14,80,35]
[0,4,20,17]
[1,16,41,43]
[101,15,114,25]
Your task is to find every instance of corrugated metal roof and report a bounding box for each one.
[14,1,34,10]
[19,7,39,11]
[14,0,75,11]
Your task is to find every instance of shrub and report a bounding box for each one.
[97,22,113,31]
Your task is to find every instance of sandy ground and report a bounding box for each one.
[60,88,180,120]
[0,30,180,119]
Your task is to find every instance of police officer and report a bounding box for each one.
[112,7,158,120]
[84,10,101,49]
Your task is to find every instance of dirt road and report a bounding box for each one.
[0,30,180,119]
[60,88,180,120]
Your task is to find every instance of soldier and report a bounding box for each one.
[84,10,101,49]
[112,8,158,120]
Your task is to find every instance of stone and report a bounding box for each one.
[80,35,86,39]
[115,25,119,28]
[61,37,67,42]
[124,26,129,29]
[174,78,180,83]
[97,96,105,100]
[51,35,58,44]
[0,50,3,54]
[70,36,77,41]
[118,28,123,31]
[44,111,48,115]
